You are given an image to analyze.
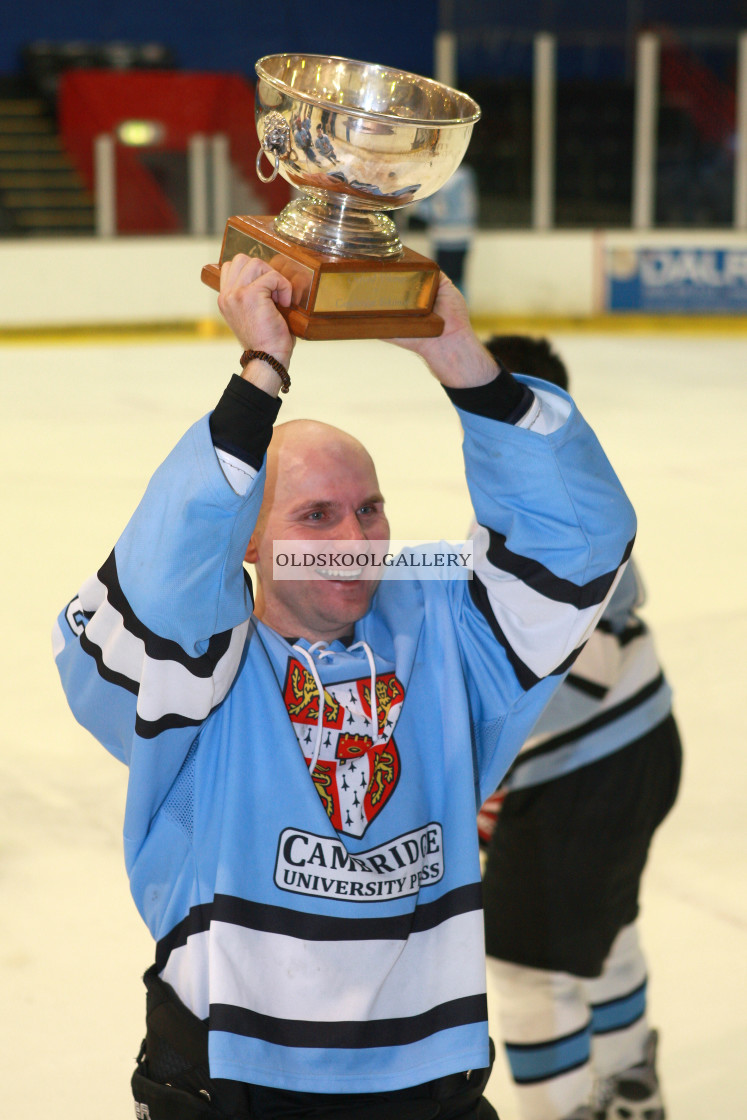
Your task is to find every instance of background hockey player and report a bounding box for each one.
[479,335,683,1120]
[53,260,636,1120]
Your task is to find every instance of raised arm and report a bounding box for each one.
[389,271,499,389]
[52,257,297,854]
[217,253,296,395]
[390,276,637,792]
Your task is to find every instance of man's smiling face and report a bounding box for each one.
[245,420,390,643]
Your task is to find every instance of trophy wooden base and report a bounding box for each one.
[201,215,443,341]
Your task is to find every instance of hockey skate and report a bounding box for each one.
[592,1030,665,1119]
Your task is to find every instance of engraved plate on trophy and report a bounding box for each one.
[201,54,481,340]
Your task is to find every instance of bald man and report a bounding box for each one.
[244,418,390,643]
[54,257,636,1120]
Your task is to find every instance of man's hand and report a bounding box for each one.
[389,273,497,389]
[218,256,296,385]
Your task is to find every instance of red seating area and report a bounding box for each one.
[58,70,290,233]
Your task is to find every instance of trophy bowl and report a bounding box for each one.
[254,53,481,259]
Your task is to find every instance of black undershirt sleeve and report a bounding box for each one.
[209,374,282,471]
[443,362,534,425]
[209,361,532,476]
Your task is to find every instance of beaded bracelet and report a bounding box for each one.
[240,349,291,394]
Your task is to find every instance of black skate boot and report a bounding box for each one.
[593,1030,665,1119]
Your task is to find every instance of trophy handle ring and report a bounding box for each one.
[256,112,291,183]
[256,147,280,183]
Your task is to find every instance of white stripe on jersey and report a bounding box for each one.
[77,572,248,723]
[471,524,623,679]
[161,909,486,1024]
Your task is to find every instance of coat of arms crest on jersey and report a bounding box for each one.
[282,656,404,838]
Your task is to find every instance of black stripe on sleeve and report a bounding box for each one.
[75,552,242,739]
[79,628,138,698]
[468,575,584,690]
[98,551,233,675]
[484,530,636,610]
[209,374,283,470]
[78,622,218,741]
[468,575,541,690]
[134,710,206,740]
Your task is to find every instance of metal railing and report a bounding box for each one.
[435,28,747,230]
[93,132,232,237]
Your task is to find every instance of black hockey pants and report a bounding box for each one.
[132,966,499,1120]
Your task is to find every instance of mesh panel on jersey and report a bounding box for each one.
[474,716,506,778]
[162,739,199,840]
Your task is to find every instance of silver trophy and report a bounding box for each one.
[202,54,481,339]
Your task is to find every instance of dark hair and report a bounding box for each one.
[484,335,569,391]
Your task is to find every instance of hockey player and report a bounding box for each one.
[53,260,636,1120]
[407,163,478,297]
[479,336,683,1120]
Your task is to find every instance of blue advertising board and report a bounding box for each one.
[605,245,747,313]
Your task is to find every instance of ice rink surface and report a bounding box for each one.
[1,326,745,1117]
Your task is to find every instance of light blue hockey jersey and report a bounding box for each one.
[500,560,673,791]
[53,377,636,1094]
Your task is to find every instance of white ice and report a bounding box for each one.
[1,329,745,1117]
